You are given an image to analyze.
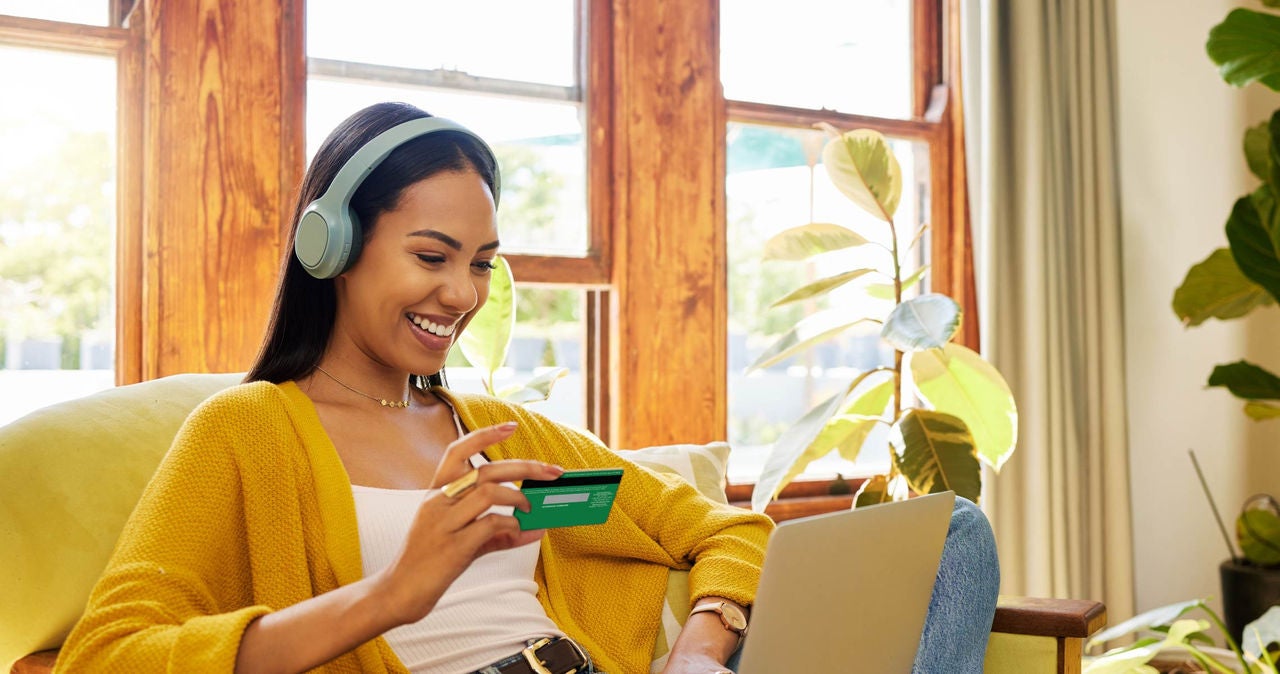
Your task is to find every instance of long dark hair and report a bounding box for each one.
[245,102,499,388]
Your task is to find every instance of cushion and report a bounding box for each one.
[0,372,241,670]
[621,441,733,672]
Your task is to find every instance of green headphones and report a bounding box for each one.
[293,116,501,279]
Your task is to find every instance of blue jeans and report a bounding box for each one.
[725,497,1001,674]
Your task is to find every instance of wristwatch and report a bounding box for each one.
[689,600,749,642]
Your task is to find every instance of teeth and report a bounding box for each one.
[407,313,455,338]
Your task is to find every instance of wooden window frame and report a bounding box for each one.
[0,8,143,385]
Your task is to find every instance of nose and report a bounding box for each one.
[438,265,479,314]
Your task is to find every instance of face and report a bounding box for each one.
[332,169,499,376]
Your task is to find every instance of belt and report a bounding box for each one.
[476,636,589,674]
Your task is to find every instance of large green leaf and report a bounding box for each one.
[1085,619,1212,674]
[909,343,1018,471]
[769,268,879,308]
[1172,248,1274,326]
[1243,606,1280,664]
[1247,121,1272,182]
[1228,192,1280,304]
[823,129,903,222]
[830,377,895,463]
[880,293,962,352]
[457,255,515,383]
[1207,8,1280,91]
[752,388,850,512]
[763,223,872,261]
[1208,360,1280,400]
[748,311,877,372]
[751,370,892,512]
[889,410,982,503]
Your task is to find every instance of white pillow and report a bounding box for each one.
[620,442,733,672]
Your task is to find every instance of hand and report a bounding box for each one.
[373,422,564,625]
[660,652,734,674]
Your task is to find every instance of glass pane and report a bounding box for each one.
[307,78,589,255]
[725,123,929,483]
[308,0,577,87]
[720,0,913,119]
[0,0,108,26]
[446,287,586,431]
[0,46,117,427]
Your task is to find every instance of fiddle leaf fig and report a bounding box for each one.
[867,265,929,301]
[823,129,903,222]
[1208,360,1280,401]
[881,294,962,352]
[497,367,568,404]
[1207,9,1280,91]
[853,473,909,508]
[1243,606,1280,664]
[752,388,851,512]
[1172,248,1274,326]
[763,223,872,261]
[909,343,1018,471]
[1247,401,1280,420]
[1226,194,1280,302]
[1247,121,1272,182]
[890,410,982,503]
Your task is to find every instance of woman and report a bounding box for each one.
[57,102,997,674]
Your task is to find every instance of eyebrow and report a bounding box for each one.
[408,229,500,252]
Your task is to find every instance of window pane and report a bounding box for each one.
[307,79,589,255]
[720,0,912,119]
[0,46,116,426]
[308,0,577,87]
[0,0,107,26]
[725,123,929,483]
[446,287,586,431]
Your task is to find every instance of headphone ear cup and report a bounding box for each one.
[343,209,363,272]
[295,201,357,279]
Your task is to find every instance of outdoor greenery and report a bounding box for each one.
[748,126,1018,512]
[0,130,114,369]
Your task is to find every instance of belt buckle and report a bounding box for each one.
[521,638,556,674]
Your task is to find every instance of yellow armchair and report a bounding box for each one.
[1,374,1105,673]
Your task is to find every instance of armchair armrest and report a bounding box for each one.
[986,596,1107,674]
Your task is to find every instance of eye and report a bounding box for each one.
[415,254,446,265]
[472,260,497,273]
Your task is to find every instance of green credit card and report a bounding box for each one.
[515,468,623,531]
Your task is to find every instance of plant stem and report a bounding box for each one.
[886,210,903,424]
[1202,603,1251,673]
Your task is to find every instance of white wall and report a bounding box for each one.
[1116,0,1280,616]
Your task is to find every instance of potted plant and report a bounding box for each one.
[1173,2,1280,642]
[748,126,1018,512]
[1083,601,1280,673]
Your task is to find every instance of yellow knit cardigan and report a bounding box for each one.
[56,382,772,673]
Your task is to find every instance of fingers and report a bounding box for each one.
[430,422,519,489]
[462,513,546,557]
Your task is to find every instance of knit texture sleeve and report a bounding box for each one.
[55,387,276,672]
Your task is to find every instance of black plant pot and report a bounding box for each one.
[1220,559,1280,646]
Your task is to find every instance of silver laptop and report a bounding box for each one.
[736,491,955,674]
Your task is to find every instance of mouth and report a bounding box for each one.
[406,312,458,339]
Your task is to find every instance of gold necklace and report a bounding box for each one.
[314,366,412,409]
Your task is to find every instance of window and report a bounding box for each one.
[0,6,136,426]
[305,0,604,433]
[721,1,971,485]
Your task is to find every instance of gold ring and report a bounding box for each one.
[442,468,480,499]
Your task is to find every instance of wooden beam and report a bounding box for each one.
[727,99,937,141]
[0,15,128,54]
[138,0,304,378]
[609,0,725,447]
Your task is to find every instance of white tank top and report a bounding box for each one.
[350,398,564,673]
